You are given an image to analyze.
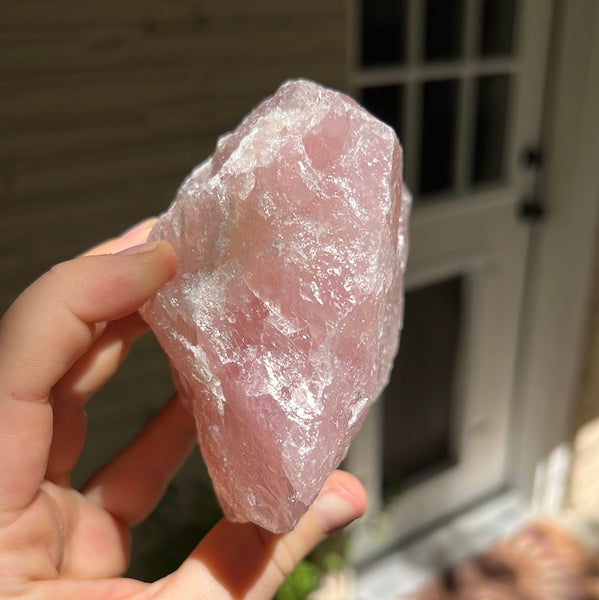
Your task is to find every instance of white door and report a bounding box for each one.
[346,0,554,560]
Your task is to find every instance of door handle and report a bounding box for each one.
[518,198,546,223]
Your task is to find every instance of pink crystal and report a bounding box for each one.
[141,79,410,533]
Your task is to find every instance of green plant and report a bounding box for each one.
[275,530,350,599]
[275,560,320,600]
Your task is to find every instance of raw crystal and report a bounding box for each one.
[141,79,410,533]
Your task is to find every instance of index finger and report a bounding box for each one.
[83,218,157,256]
[0,241,176,513]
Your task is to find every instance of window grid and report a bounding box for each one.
[351,0,520,198]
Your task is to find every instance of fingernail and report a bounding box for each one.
[85,486,101,506]
[313,487,361,533]
[116,241,161,256]
[121,217,157,237]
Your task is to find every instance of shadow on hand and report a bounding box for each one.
[193,518,281,599]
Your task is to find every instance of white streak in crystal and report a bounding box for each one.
[257,191,275,218]
[190,341,226,416]
[265,304,303,336]
[184,271,228,328]
[310,281,323,305]
[260,350,323,425]
[348,392,368,428]
[170,329,227,417]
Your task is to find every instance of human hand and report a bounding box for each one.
[0,220,367,599]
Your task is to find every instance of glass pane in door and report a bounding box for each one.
[360,85,404,141]
[424,0,464,61]
[472,75,511,184]
[479,0,517,56]
[360,0,407,67]
[420,79,459,195]
[382,276,464,498]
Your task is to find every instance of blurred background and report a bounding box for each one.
[1,1,598,598]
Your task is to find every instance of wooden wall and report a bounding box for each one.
[1,0,346,306]
[0,0,346,575]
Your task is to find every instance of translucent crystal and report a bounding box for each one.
[141,79,410,532]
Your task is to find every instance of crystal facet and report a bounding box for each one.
[141,79,410,533]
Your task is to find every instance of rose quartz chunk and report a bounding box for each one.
[141,79,410,532]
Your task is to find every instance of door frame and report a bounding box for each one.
[345,0,599,562]
[508,0,599,507]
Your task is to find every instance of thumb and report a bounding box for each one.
[0,240,176,405]
[162,470,367,600]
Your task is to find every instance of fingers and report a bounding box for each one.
[45,219,160,485]
[47,313,150,486]
[0,241,176,512]
[0,240,175,404]
[40,480,132,579]
[32,576,152,600]
[163,471,367,600]
[34,472,366,600]
[83,394,197,526]
[53,312,149,407]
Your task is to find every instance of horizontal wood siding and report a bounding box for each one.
[1,1,346,302]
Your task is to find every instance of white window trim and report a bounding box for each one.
[508,0,599,504]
